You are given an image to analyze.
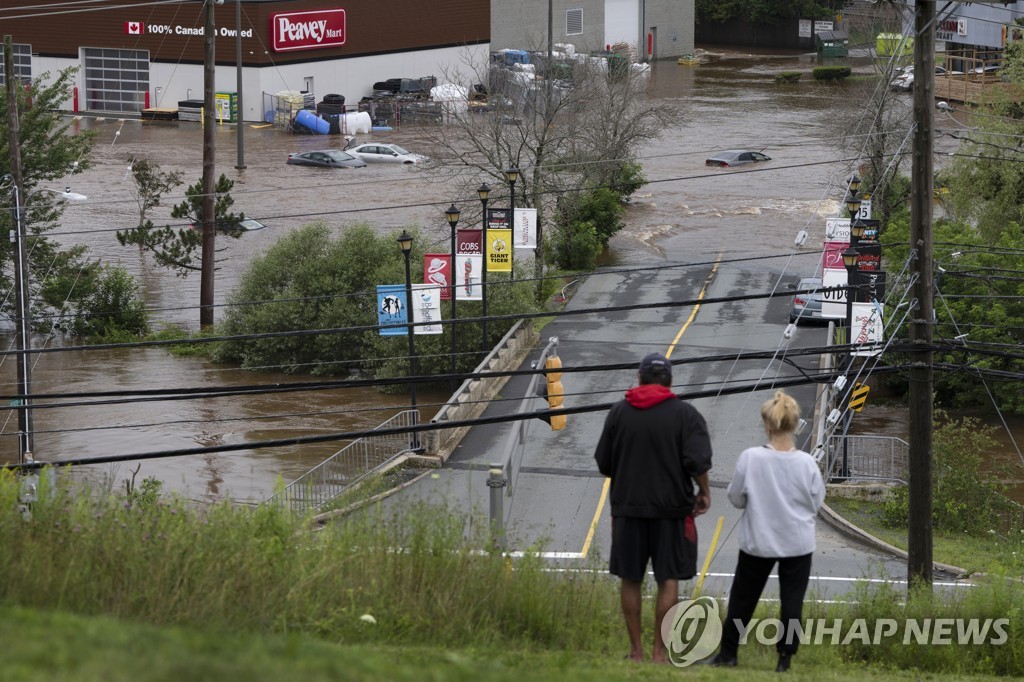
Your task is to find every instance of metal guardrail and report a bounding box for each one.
[265,409,418,514]
[825,434,909,483]
[488,336,560,549]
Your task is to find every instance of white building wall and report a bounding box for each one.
[28,45,488,122]
[605,0,641,50]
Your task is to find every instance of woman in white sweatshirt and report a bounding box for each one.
[708,389,825,673]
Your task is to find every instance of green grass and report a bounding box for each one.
[827,496,1024,574]
[0,605,1016,682]
[2,470,1022,678]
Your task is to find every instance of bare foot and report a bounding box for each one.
[626,652,644,662]
[651,653,670,664]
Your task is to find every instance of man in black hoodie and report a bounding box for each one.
[594,352,713,663]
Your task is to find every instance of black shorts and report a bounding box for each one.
[609,515,698,583]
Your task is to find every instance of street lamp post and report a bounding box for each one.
[477,183,490,351]
[397,230,418,449]
[4,181,87,463]
[444,203,461,389]
[840,245,861,481]
[505,167,519,281]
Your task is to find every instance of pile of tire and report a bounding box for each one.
[316,93,346,117]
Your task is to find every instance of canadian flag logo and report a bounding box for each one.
[125,21,143,35]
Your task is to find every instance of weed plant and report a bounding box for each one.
[1,469,1021,674]
[0,470,620,652]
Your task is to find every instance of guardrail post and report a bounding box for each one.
[487,467,506,551]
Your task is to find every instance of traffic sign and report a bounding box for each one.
[849,383,870,412]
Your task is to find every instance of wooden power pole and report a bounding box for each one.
[908,0,935,589]
[200,0,217,328]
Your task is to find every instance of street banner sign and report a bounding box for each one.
[823,240,848,270]
[486,208,510,230]
[455,254,483,300]
[487,228,513,272]
[513,207,537,249]
[457,229,483,256]
[825,217,850,242]
[411,284,443,335]
[856,240,882,271]
[852,269,886,302]
[424,253,451,301]
[852,301,885,357]
[821,268,848,319]
[377,284,408,336]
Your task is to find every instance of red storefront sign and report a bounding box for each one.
[270,9,346,53]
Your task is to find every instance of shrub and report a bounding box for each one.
[66,265,149,340]
[775,72,802,83]
[882,415,1009,533]
[812,66,852,81]
[551,219,601,270]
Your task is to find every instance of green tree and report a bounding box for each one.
[884,213,1024,415]
[0,67,99,329]
[64,265,149,341]
[696,0,840,26]
[116,172,243,277]
[213,222,537,381]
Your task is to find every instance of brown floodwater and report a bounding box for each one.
[4,49,1021,504]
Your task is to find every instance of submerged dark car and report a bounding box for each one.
[705,149,771,168]
[286,150,368,169]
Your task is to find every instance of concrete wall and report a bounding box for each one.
[491,0,606,53]
[424,321,540,461]
[492,1,694,60]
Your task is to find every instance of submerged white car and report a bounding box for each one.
[346,143,429,164]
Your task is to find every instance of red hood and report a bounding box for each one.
[625,384,677,409]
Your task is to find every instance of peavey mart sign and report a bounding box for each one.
[271,9,346,53]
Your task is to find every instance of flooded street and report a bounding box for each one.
[7,50,1024,504]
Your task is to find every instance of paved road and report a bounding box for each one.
[383,255,965,600]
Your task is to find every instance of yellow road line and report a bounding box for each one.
[666,256,721,359]
[580,255,722,556]
[580,477,610,557]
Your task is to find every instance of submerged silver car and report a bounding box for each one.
[705,149,771,168]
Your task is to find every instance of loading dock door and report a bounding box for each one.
[82,47,150,113]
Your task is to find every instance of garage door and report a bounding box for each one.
[82,47,149,113]
[0,43,32,85]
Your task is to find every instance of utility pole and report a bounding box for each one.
[200,0,217,328]
[235,0,245,170]
[4,35,33,461]
[908,0,935,589]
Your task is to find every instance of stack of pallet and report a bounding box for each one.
[177,99,203,122]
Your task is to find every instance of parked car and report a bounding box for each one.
[890,65,962,91]
[189,217,267,233]
[705,149,771,168]
[286,150,367,169]
[346,143,429,164]
[790,277,825,324]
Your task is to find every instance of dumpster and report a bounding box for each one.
[877,33,913,57]
[816,30,849,58]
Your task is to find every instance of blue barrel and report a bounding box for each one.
[294,109,330,134]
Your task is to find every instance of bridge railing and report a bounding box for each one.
[265,409,418,514]
[825,434,909,483]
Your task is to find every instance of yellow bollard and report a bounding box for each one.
[692,515,725,598]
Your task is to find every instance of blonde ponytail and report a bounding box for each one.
[761,389,800,435]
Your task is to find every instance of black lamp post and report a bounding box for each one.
[845,192,862,224]
[397,230,418,448]
[847,173,861,194]
[839,245,860,480]
[505,167,519,280]
[477,183,491,351]
[445,203,461,388]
